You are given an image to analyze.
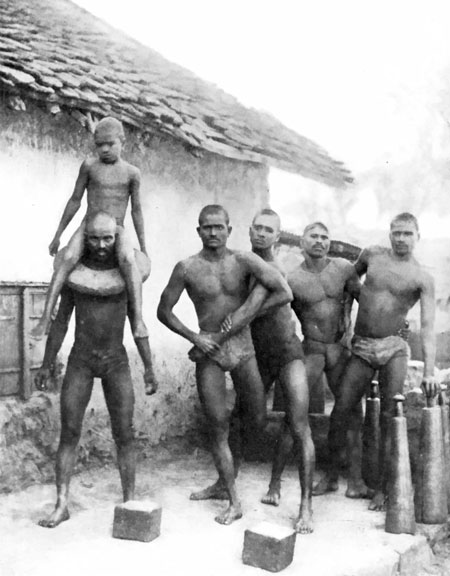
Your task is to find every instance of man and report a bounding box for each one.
[36,211,156,528]
[261,221,366,505]
[316,212,438,510]
[247,209,315,534]
[157,204,292,525]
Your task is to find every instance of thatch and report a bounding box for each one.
[0,0,353,187]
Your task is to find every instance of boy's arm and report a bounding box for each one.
[49,161,89,255]
[34,288,74,390]
[130,168,147,255]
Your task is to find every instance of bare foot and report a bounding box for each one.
[132,319,149,339]
[30,320,49,341]
[345,478,370,499]
[295,506,314,534]
[38,505,70,528]
[214,503,242,525]
[368,490,386,511]
[190,481,228,501]
[312,475,338,496]
[261,481,281,506]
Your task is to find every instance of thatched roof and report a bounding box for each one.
[0,0,353,187]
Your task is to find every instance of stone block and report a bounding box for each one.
[112,500,162,542]
[242,522,296,572]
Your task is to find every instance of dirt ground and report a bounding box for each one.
[1,442,450,576]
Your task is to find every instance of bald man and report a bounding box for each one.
[35,211,155,528]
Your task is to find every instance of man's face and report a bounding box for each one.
[85,219,116,262]
[94,129,122,164]
[389,221,419,256]
[302,225,330,258]
[197,213,231,249]
[249,214,280,250]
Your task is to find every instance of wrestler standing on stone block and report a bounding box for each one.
[315,212,439,511]
[35,212,156,529]
[31,116,148,341]
[157,205,293,525]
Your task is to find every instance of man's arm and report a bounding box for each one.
[344,262,362,300]
[220,253,292,339]
[354,248,370,278]
[157,262,220,355]
[419,272,438,396]
[130,168,147,255]
[49,161,89,256]
[34,288,74,390]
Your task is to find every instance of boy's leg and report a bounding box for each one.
[116,227,148,339]
[31,223,85,340]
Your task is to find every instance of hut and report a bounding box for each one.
[0,0,352,491]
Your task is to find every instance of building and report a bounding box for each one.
[0,0,352,491]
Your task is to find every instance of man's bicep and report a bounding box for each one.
[159,263,186,309]
[354,249,369,277]
[420,276,436,327]
[53,288,74,326]
[245,254,285,290]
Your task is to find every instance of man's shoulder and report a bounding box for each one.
[330,256,354,273]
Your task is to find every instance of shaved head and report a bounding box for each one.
[85,211,117,235]
[303,221,329,236]
[94,117,125,140]
[252,208,281,231]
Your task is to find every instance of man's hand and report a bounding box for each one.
[421,375,440,399]
[398,320,410,342]
[220,314,233,334]
[191,333,221,355]
[144,367,158,396]
[48,237,60,257]
[35,367,51,391]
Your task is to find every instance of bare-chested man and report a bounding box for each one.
[316,212,438,510]
[157,204,292,525]
[35,211,156,528]
[261,221,367,505]
[247,209,315,533]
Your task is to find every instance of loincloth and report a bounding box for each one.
[189,327,255,372]
[68,344,129,379]
[253,331,304,382]
[351,334,409,368]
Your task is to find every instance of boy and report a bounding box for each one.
[31,117,148,340]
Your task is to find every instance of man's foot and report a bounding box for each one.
[132,319,148,340]
[295,506,314,534]
[368,490,387,511]
[261,481,281,506]
[38,505,70,528]
[345,478,370,499]
[312,475,338,496]
[214,503,243,525]
[190,481,228,501]
[30,320,49,341]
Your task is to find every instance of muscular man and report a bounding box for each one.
[261,221,366,505]
[247,209,315,533]
[157,204,292,525]
[36,211,156,528]
[317,212,438,510]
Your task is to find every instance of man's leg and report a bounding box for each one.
[262,353,324,506]
[369,355,407,511]
[314,356,374,496]
[39,362,93,527]
[194,360,242,525]
[31,224,85,340]
[102,362,136,502]
[280,359,315,533]
[326,345,367,498]
[116,228,147,339]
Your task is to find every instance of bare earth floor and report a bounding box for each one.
[1,445,449,576]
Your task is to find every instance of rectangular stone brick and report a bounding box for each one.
[242,522,296,572]
[112,500,162,543]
